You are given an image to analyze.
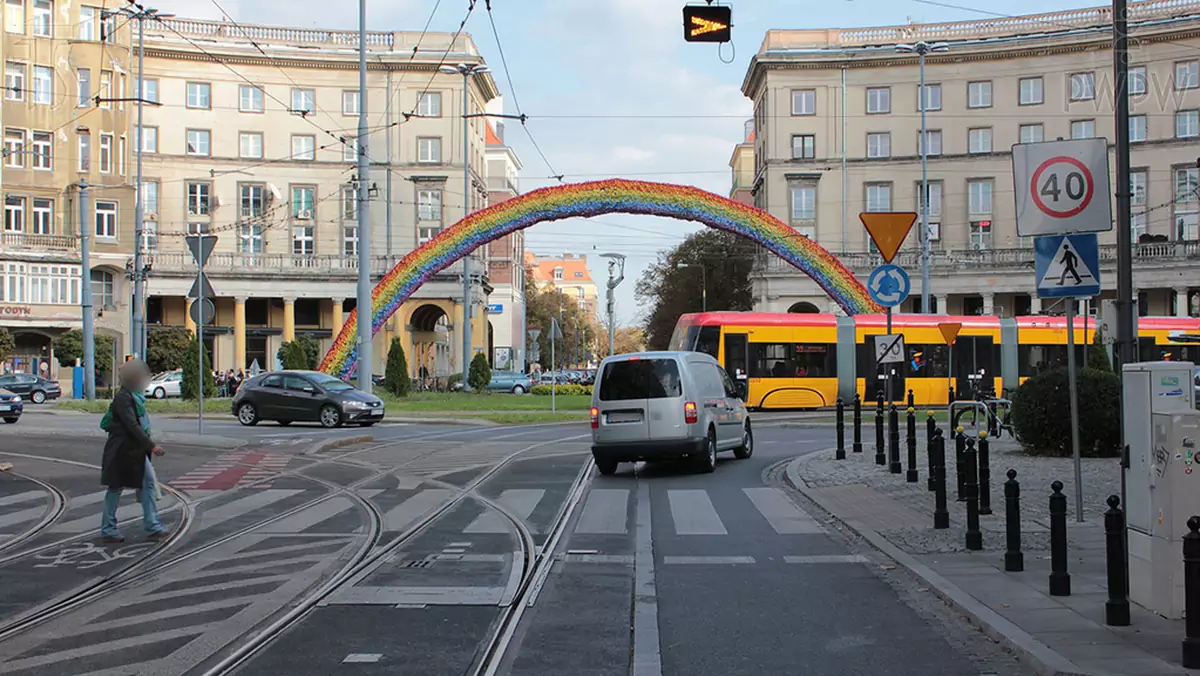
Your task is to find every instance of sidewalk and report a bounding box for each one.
[785,431,1196,676]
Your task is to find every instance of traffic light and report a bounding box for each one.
[682,4,731,43]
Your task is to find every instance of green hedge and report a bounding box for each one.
[1011,367,1121,457]
[531,384,592,397]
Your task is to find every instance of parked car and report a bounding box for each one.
[145,370,183,399]
[0,388,23,423]
[589,351,752,476]
[488,370,533,394]
[0,374,61,404]
[232,370,385,428]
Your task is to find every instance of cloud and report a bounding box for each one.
[611,146,657,163]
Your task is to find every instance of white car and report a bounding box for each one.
[146,370,182,399]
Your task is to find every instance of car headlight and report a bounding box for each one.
[344,400,369,409]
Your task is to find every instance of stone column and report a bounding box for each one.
[282,297,296,342]
[1029,296,1042,315]
[234,297,247,370]
[982,293,995,316]
[184,299,196,335]
[331,298,344,337]
[1176,287,1190,318]
[936,295,949,315]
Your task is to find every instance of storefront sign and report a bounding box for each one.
[0,306,33,317]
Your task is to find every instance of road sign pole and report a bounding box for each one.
[196,242,204,436]
[886,307,893,404]
[1066,298,1084,522]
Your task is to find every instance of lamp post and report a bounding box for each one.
[677,263,707,312]
[896,41,948,314]
[439,63,489,390]
[599,253,626,356]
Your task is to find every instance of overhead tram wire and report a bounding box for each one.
[403,0,479,122]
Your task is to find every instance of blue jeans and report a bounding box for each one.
[101,457,163,538]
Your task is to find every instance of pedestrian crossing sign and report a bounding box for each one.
[1034,233,1100,299]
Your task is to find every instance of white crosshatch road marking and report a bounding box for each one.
[742,488,825,534]
[343,653,383,664]
[574,488,630,534]
[666,489,727,535]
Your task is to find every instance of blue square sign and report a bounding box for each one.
[1034,234,1100,299]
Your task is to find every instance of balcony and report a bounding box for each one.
[149,17,478,55]
[147,251,484,280]
[487,176,519,196]
[0,232,79,259]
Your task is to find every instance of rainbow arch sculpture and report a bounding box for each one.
[319,178,883,378]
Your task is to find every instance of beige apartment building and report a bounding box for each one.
[742,1,1200,318]
[484,103,526,371]
[136,16,499,377]
[3,0,135,382]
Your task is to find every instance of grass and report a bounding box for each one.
[57,398,232,415]
[468,412,589,425]
[376,391,592,412]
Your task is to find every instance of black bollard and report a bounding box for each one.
[933,430,950,530]
[836,397,846,460]
[1004,469,1023,572]
[978,432,993,516]
[906,407,918,483]
[852,393,863,454]
[955,426,967,501]
[1184,516,1200,669]
[1049,480,1071,596]
[875,392,886,466]
[926,412,938,491]
[963,438,982,551]
[1104,495,1131,626]
[907,388,915,408]
[888,404,902,474]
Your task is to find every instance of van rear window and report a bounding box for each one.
[599,359,682,401]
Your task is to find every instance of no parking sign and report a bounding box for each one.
[1012,138,1112,237]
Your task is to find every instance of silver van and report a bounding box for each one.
[589,351,752,475]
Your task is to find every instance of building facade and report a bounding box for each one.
[729,120,755,205]
[484,103,526,372]
[136,16,499,378]
[3,0,135,384]
[526,251,600,318]
[742,1,1200,318]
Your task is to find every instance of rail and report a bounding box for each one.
[0,232,78,252]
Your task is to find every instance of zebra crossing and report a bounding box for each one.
[168,450,292,491]
[574,486,826,537]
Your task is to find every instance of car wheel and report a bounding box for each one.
[153,387,166,400]
[594,457,618,476]
[237,403,259,426]
[30,390,46,404]
[734,424,754,459]
[3,417,17,424]
[277,420,292,426]
[696,430,717,474]
[359,421,378,427]
[512,385,525,395]
[319,405,343,429]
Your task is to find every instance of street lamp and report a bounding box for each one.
[439,63,489,390]
[676,263,707,312]
[599,253,626,356]
[896,41,948,314]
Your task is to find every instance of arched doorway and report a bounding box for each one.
[408,303,450,385]
[787,302,821,314]
[8,330,54,378]
[321,179,882,377]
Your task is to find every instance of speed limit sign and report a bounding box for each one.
[1013,138,1112,236]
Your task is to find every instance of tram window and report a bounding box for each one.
[1019,345,1068,377]
[694,326,720,359]
[793,344,836,377]
[908,344,949,378]
[1153,346,1200,362]
[750,343,791,378]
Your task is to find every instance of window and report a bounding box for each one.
[342,137,357,162]
[186,82,211,109]
[4,129,23,168]
[1176,167,1199,241]
[417,189,441,221]
[79,6,96,40]
[290,88,314,114]
[1130,114,1148,142]
[1019,77,1043,105]
[31,131,50,169]
[1177,61,1200,90]
[118,135,125,175]
[240,223,264,254]
[790,186,816,221]
[1131,169,1148,241]
[187,182,210,216]
[141,180,158,218]
[866,87,890,114]
[240,184,266,219]
[98,133,112,173]
[970,220,993,250]
[98,70,111,108]
[5,0,23,33]
[791,134,815,159]
[866,132,890,158]
[31,199,51,235]
[291,134,315,161]
[1177,110,1199,139]
[187,129,211,156]
[968,81,992,108]
[239,85,264,112]
[291,186,314,219]
[31,0,50,37]
[1019,123,1043,144]
[343,224,358,257]
[32,66,51,105]
[418,225,440,244]
[5,62,25,101]
[1071,119,1096,139]
[76,68,91,107]
[968,127,992,154]
[94,201,116,238]
[865,183,891,211]
[239,132,262,159]
[418,92,441,117]
[139,126,157,153]
[599,359,683,400]
[27,264,79,305]
[4,196,23,231]
[91,270,113,308]
[969,179,993,215]
[1125,66,1147,98]
[553,267,564,280]
[918,129,942,156]
[187,222,210,236]
[77,132,90,172]
[919,83,941,111]
[417,137,441,163]
[342,185,357,222]
[342,90,359,116]
[141,78,158,103]
[791,89,815,115]
[292,225,314,256]
[1070,72,1095,101]
[917,181,942,242]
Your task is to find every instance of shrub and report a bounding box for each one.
[531,384,592,396]
[384,339,410,397]
[1011,367,1121,457]
[468,352,492,392]
[181,337,216,400]
[277,335,320,370]
[147,326,192,374]
[1087,333,1112,372]
[0,327,14,362]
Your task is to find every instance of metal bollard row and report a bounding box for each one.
[926,411,937,491]
[888,404,901,475]
[1048,480,1071,596]
[978,432,992,516]
[906,407,918,483]
[1004,469,1023,572]
[875,392,886,466]
[852,393,863,454]
[963,438,982,551]
[836,397,846,460]
[932,429,949,530]
[1104,495,1130,627]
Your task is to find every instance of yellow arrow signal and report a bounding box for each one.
[690,16,728,37]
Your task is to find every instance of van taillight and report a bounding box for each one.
[684,401,698,424]
[590,407,599,429]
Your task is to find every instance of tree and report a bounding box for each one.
[468,351,492,392]
[635,229,756,350]
[181,337,216,400]
[53,330,116,373]
[613,327,647,354]
[1087,332,1112,372]
[146,326,192,374]
[384,338,411,397]
[277,334,320,371]
[524,267,602,370]
[0,327,13,362]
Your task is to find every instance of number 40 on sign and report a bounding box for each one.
[1012,138,1112,238]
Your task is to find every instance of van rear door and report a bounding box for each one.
[597,358,686,443]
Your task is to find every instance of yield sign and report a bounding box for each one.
[859,212,918,264]
[188,274,216,300]
[186,234,217,267]
[938,322,962,346]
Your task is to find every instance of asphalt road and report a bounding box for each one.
[0,423,1029,676]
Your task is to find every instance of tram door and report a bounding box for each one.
[724,333,749,390]
[859,337,906,403]
[952,336,996,399]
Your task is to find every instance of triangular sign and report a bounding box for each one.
[185,234,217,267]
[528,329,542,341]
[1038,237,1097,290]
[859,212,918,264]
[187,274,216,300]
[550,319,564,341]
[938,322,962,346]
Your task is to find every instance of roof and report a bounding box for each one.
[527,253,595,284]
[486,121,503,147]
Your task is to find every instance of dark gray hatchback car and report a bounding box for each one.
[232,370,385,428]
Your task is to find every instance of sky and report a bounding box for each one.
[153,0,1095,326]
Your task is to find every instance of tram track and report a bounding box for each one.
[0,472,67,556]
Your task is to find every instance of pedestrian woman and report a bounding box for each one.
[100,359,167,542]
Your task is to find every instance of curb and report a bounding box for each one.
[782,452,1100,676]
[302,435,373,456]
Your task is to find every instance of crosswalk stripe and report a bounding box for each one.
[464,489,545,534]
[0,490,46,508]
[0,504,49,530]
[68,492,109,509]
[51,495,178,533]
[742,488,824,534]
[257,497,354,533]
[196,490,304,531]
[575,489,629,534]
[383,489,453,532]
[666,489,727,535]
